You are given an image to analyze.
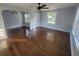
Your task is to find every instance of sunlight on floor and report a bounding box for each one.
[0,40,8,50]
[0,28,5,40]
[46,32,55,42]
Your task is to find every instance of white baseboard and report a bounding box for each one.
[6,24,70,33]
[6,25,23,29]
[39,25,70,33]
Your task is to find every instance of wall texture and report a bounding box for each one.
[2,10,23,29]
[40,7,76,32]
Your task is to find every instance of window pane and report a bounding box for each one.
[28,14,30,19]
[24,13,30,23]
[48,12,56,24]
[25,14,28,19]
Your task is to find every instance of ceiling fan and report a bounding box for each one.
[37,3,49,10]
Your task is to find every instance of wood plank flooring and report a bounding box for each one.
[0,26,71,56]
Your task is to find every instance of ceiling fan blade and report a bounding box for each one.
[42,7,49,9]
[37,3,48,10]
[40,5,46,8]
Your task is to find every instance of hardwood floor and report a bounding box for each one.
[0,26,71,56]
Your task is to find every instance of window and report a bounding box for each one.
[24,13,30,23]
[48,12,56,24]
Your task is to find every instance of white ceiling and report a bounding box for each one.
[0,3,78,11]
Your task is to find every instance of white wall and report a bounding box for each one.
[0,9,7,39]
[70,33,79,56]
[30,11,40,30]
[40,7,76,32]
[2,10,23,29]
[70,5,79,56]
